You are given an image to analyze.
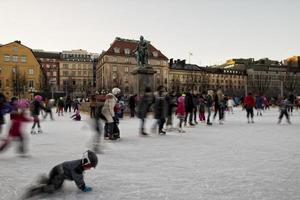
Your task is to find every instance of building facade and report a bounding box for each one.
[0,41,42,98]
[59,49,94,97]
[96,37,169,94]
[217,58,300,96]
[33,50,60,95]
[169,59,247,96]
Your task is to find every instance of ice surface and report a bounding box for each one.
[0,108,300,200]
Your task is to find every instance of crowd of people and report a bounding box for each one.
[0,88,299,198]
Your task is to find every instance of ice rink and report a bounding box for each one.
[0,108,300,200]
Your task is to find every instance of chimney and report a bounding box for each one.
[15,40,21,44]
[169,58,173,67]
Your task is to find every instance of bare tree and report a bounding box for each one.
[11,66,27,98]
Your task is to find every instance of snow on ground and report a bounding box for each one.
[0,108,300,200]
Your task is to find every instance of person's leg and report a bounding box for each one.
[207,108,211,124]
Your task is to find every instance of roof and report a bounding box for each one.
[102,37,168,60]
[33,51,61,59]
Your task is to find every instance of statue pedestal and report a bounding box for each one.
[131,66,156,96]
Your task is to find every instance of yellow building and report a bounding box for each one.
[0,41,42,99]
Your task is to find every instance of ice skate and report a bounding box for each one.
[38,128,43,134]
[30,129,36,134]
[251,119,254,123]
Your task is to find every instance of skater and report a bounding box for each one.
[90,95,97,118]
[277,97,291,124]
[198,94,206,122]
[30,95,46,134]
[0,99,31,154]
[192,91,199,124]
[287,92,295,116]
[165,91,177,131]
[255,94,264,116]
[0,93,12,134]
[57,97,64,116]
[175,94,186,133]
[43,99,55,120]
[154,86,167,135]
[71,110,81,121]
[102,88,120,140]
[23,150,98,199]
[244,92,255,123]
[73,99,80,113]
[128,94,137,118]
[227,97,234,114]
[137,87,153,136]
[64,95,72,112]
[184,90,195,127]
[213,89,225,124]
[206,90,214,125]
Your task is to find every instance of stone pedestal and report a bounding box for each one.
[131,66,156,96]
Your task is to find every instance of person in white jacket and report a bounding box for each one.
[227,97,235,114]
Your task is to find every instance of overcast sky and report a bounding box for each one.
[1,0,299,65]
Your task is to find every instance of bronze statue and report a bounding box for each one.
[134,36,149,67]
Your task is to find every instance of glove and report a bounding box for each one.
[83,186,92,192]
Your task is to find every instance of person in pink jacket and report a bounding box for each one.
[176,95,186,133]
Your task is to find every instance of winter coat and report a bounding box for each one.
[206,95,213,108]
[176,96,185,116]
[30,100,45,116]
[185,93,194,112]
[54,159,86,191]
[57,99,64,108]
[199,98,205,113]
[166,94,177,116]
[129,95,136,108]
[101,94,117,123]
[255,96,264,109]
[137,93,153,119]
[227,99,235,107]
[244,95,255,108]
[154,93,167,119]
[0,103,12,125]
[9,112,31,137]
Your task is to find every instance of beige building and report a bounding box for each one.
[169,59,246,95]
[59,49,93,96]
[96,37,169,94]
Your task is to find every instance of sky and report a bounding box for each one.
[1,0,299,65]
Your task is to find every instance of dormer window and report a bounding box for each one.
[114,47,120,53]
[124,48,130,55]
[153,51,158,57]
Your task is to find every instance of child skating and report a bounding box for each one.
[23,150,98,199]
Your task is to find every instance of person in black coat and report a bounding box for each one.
[137,87,153,135]
[184,91,195,126]
[165,91,177,130]
[154,86,167,134]
[128,94,137,118]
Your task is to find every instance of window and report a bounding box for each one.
[63,64,68,69]
[72,71,76,76]
[0,67,2,73]
[124,48,130,55]
[47,72,51,76]
[21,55,26,62]
[72,80,76,85]
[28,69,34,75]
[78,71,82,76]
[112,57,117,62]
[113,66,117,72]
[113,47,120,53]
[153,51,158,57]
[4,55,10,61]
[53,71,57,76]
[125,67,129,73]
[125,58,129,63]
[63,71,68,76]
[28,80,34,88]
[12,68,16,73]
[83,71,87,76]
[12,56,18,62]
[0,80,2,88]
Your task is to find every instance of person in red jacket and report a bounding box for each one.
[176,95,186,133]
[0,99,32,155]
[244,92,255,123]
